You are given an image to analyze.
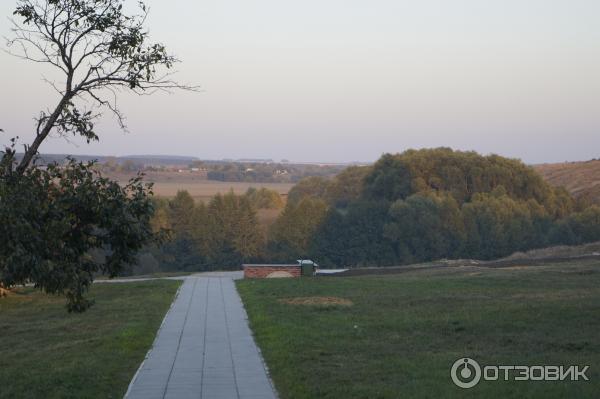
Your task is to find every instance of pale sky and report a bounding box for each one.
[1,0,599,163]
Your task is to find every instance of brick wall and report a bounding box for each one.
[243,264,301,278]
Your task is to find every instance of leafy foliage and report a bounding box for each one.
[244,187,284,209]
[277,148,600,267]
[325,166,372,207]
[200,192,264,266]
[363,148,573,214]
[147,191,264,271]
[102,149,600,274]
[151,191,200,271]
[0,149,155,311]
[311,200,397,267]
[8,0,194,172]
[267,197,329,261]
[287,176,331,205]
[384,193,464,263]
[1,0,192,310]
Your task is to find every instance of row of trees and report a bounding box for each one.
[155,191,262,270]
[203,161,344,183]
[134,149,600,273]
[132,189,270,273]
[310,192,600,267]
[97,158,145,173]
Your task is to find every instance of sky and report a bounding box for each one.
[1,0,599,164]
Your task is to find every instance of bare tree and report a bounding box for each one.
[5,0,196,173]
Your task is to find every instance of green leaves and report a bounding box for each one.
[268,197,329,261]
[152,190,264,271]
[55,102,99,143]
[13,4,36,24]
[12,0,184,102]
[0,154,155,312]
[3,0,190,311]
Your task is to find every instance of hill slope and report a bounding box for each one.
[535,159,600,203]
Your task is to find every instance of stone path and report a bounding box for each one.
[125,275,277,399]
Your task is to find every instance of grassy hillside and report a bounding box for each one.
[0,280,181,399]
[238,261,600,398]
[535,160,600,204]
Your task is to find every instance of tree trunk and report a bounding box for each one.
[16,94,72,174]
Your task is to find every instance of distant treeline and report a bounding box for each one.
[22,155,349,183]
[199,161,345,183]
[130,148,600,273]
[93,158,347,183]
[17,153,198,167]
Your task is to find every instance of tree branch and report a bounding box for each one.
[7,0,199,174]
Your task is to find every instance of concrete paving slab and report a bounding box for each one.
[125,275,277,399]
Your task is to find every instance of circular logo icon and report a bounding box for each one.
[451,357,482,389]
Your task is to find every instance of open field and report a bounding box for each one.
[107,170,295,201]
[150,180,294,202]
[237,260,600,398]
[0,280,181,399]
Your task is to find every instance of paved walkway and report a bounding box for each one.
[125,275,277,399]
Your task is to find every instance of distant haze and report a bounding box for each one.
[1,0,599,164]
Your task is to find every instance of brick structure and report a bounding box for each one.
[243,264,302,279]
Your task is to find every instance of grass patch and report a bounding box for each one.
[237,261,600,398]
[0,280,181,399]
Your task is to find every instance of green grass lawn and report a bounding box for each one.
[0,280,181,399]
[237,261,600,398]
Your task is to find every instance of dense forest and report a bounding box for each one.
[131,148,600,273]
